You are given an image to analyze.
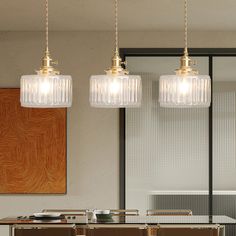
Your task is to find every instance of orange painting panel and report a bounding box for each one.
[0,89,66,194]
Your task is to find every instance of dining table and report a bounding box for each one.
[0,214,235,236]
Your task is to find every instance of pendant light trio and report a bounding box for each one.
[20,0,211,109]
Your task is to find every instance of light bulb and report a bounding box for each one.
[39,79,51,95]
[109,79,121,95]
[178,78,190,95]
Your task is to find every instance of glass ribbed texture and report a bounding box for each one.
[90,75,142,108]
[20,75,72,108]
[159,75,211,108]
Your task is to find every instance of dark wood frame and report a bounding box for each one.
[119,48,236,215]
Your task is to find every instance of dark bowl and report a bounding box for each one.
[96,213,113,221]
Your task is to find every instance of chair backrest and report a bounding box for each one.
[86,226,147,236]
[13,224,77,236]
[147,209,193,216]
[110,209,139,216]
[42,209,87,216]
[153,224,221,236]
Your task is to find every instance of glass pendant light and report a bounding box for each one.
[89,0,142,108]
[159,0,211,108]
[20,0,72,108]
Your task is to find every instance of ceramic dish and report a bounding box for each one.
[95,210,110,215]
[33,213,61,218]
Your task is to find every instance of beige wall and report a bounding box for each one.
[0,31,236,234]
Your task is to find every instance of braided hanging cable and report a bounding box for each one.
[184,0,188,55]
[46,0,49,52]
[115,0,119,55]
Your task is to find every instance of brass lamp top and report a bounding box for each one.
[37,49,60,75]
[106,50,129,76]
[175,49,198,76]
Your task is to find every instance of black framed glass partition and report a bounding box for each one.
[119,49,236,236]
[212,56,236,236]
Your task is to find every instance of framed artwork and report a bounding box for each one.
[0,88,66,194]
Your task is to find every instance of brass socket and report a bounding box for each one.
[175,53,198,76]
[106,52,129,76]
[37,50,60,75]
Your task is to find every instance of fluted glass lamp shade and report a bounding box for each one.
[90,74,142,108]
[159,75,211,108]
[20,75,72,108]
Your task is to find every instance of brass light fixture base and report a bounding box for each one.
[175,50,198,76]
[37,50,60,75]
[106,51,129,76]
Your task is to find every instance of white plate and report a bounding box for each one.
[33,219,61,223]
[33,213,61,218]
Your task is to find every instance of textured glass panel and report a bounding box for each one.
[125,57,209,214]
[213,57,236,236]
[89,75,142,108]
[20,75,72,108]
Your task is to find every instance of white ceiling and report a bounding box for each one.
[1,0,236,31]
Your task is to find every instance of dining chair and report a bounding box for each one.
[11,224,77,236]
[147,209,192,216]
[149,224,223,236]
[110,209,139,216]
[86,225,147,236]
